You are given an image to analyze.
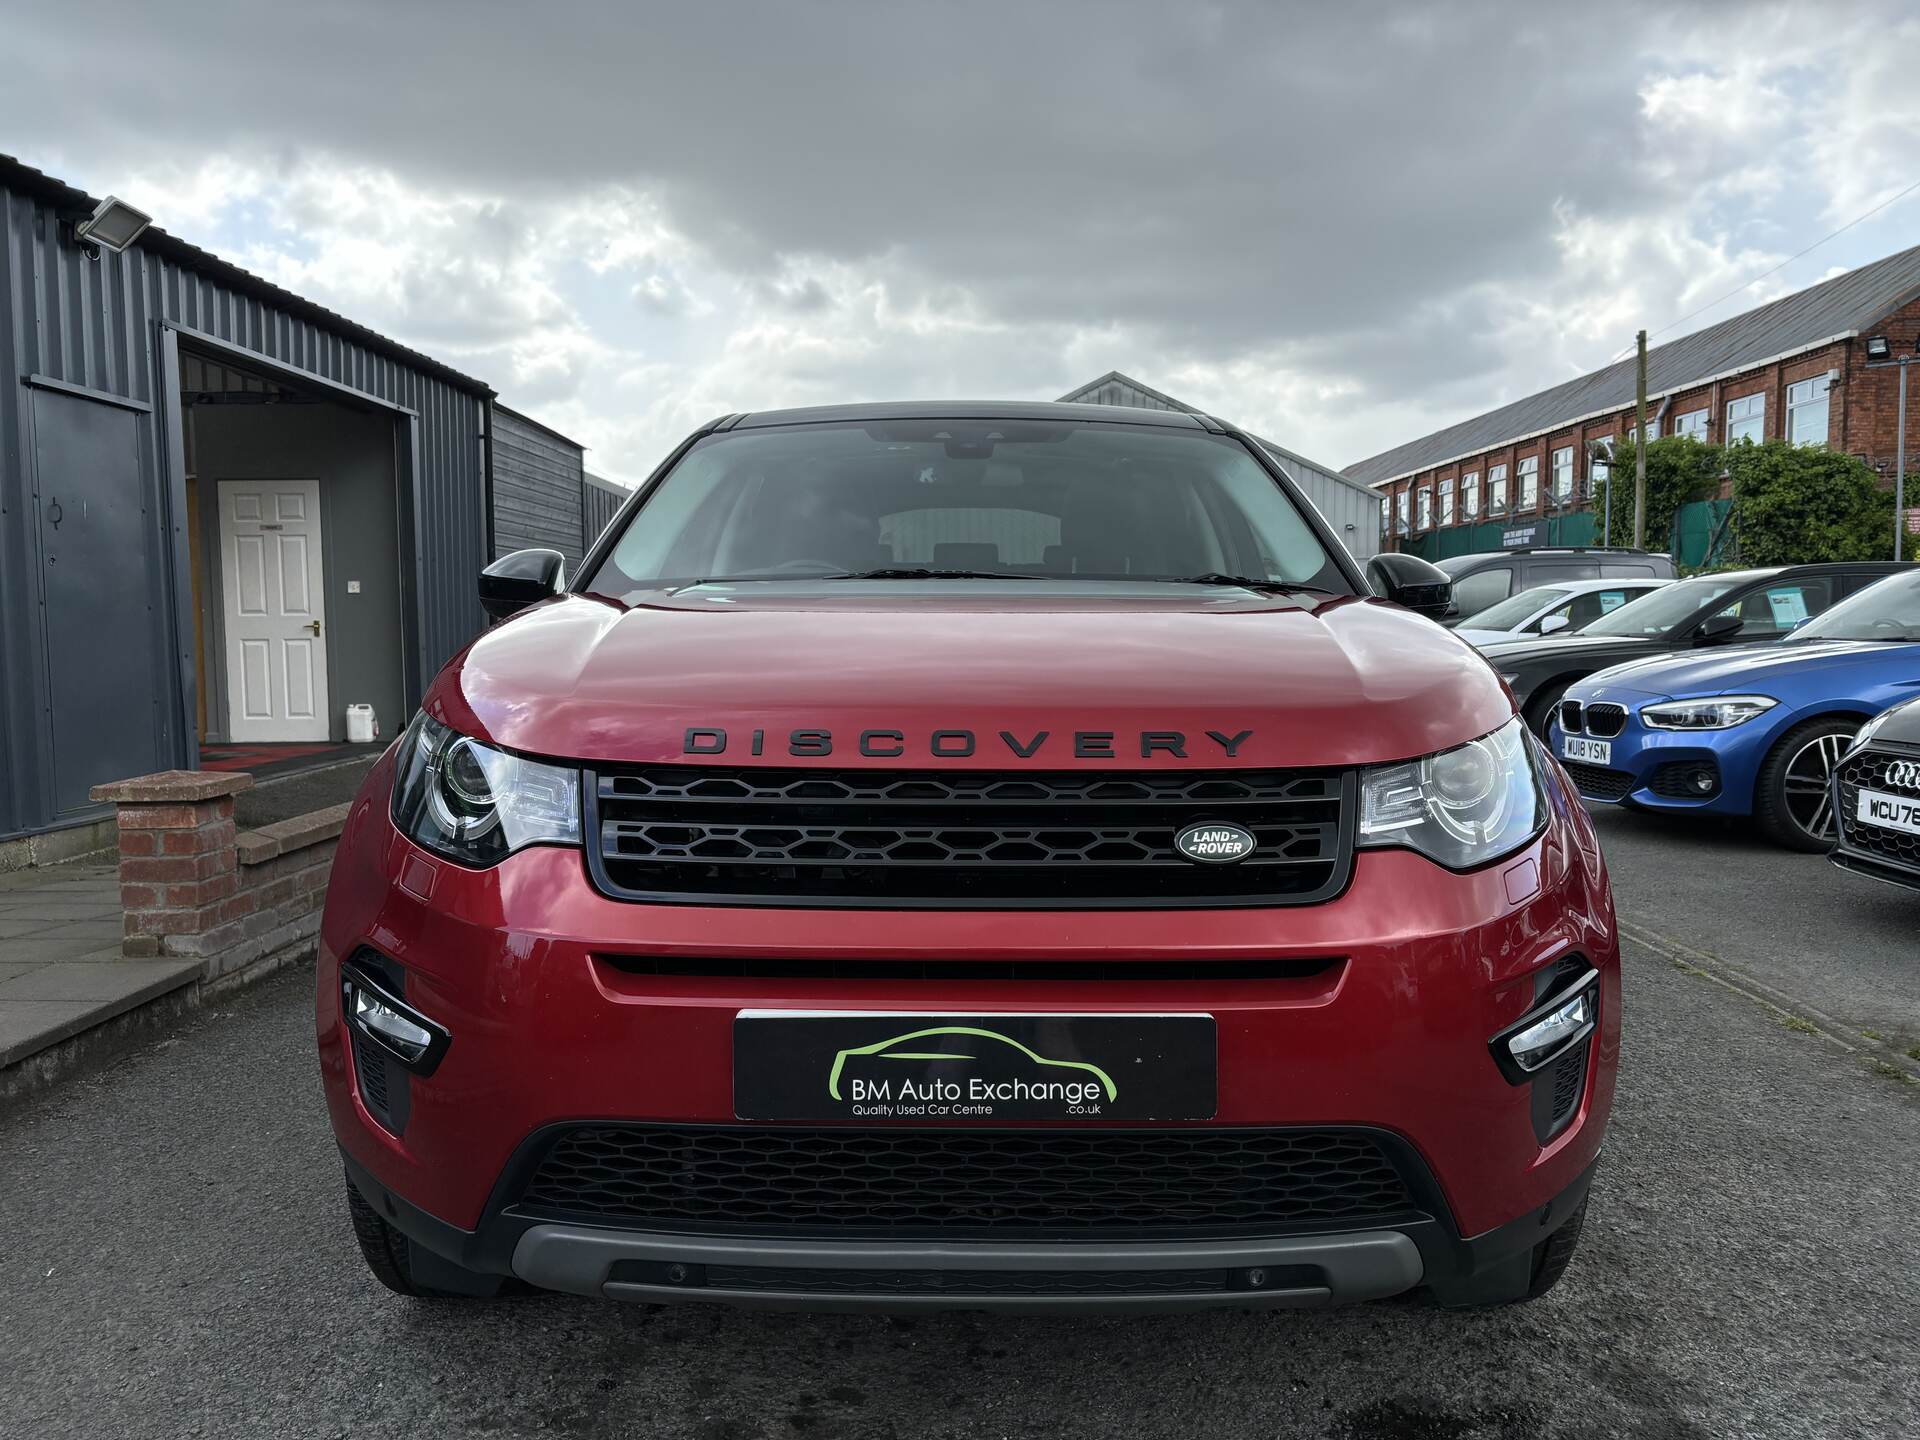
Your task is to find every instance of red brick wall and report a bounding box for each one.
[1375,327,1910,548]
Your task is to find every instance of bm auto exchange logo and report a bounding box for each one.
[828,1026,1116,1118]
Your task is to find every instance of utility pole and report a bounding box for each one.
[1864,336,1912,563]
[1633,329,1649,550]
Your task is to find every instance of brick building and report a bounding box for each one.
[1344,242,1920,557]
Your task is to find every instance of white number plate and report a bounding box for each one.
[1561,736,1612,765]
[1856,788,1920,836]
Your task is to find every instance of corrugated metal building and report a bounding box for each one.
[493,405,587,570]
[1057,372,1381,559]
[582,471,631,556]
[0,154,498,844]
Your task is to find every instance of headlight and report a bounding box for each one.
[391,713,581,867]
[1357,716,1545,870]
[1639,695,1777,730]
[1848,709,1893,752]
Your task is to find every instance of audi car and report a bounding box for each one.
[1831,696,1920,889]
[1549,567,1920,849]
[319,401,1617,1313]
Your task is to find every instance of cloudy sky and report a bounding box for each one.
[3,1,1916,483]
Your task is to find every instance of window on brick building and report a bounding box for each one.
[1488,464,1508,515]
[1787,376,1830,446]
[1518,455,1539,510]
[1380,497,1391,534]
[1550,447,1574,505]
[1438,477,1455,526]
[1462,471,1480,520]
[1629,418,1658,443]
[1727,393,1765,444]
[1395,489,1410,534]
[1416,486,1432,529]
[1673,408,1709,440]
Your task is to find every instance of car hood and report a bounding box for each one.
[430,583,1512,769]
[1568,639,1920,703]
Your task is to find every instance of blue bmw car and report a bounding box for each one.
[1549,567,1920,849]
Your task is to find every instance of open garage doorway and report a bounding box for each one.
[178,349,410,754]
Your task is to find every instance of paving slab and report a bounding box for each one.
[0,960,200,1067]
[0,959,199,1004]
[8,923,126,964]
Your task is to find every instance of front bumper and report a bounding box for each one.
[318,747,1618,1310]
[1548,709,1770,817]
[1829,742,1920,892]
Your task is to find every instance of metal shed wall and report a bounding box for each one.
[492,405,586,569]
[582,471,630,556]
[0,167,492,841]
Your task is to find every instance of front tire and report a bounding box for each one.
[1523,679,1575,739]
[345,1174,504,1298]
[1754,718,1858,851]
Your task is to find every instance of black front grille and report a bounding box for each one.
[1835,747,1920,865]
[1583,703,1628,739]
[514,1125,1417,1237]
[1558,699,1584,734]
[586,765,1353,907]
[1561,760,1634,801]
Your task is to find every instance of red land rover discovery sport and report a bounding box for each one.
[318,401,1617,1312]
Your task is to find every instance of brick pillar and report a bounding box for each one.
[89,771,253,958]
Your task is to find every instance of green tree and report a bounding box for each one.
[1726,440,1895,565]
[1594,434,1724,552]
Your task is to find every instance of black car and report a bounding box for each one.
[1438,547,1676,627]
[1831,695,1920,891]
[1480,562,1909,734]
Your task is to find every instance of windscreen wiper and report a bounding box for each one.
[691,567,1047,584]
[1160,573,1327,595]
[827,567,1054,581]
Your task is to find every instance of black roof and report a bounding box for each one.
[731,400,1210,430]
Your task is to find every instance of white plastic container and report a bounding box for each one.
[345,704,380,745]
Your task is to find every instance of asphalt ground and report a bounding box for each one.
[2,816,1916,1440]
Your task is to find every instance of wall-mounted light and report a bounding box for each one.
[1865,335,1892,361]
[73,195,152,255]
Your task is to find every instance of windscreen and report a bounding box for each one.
[1581,573,1752,638]
[1464,587,1572,631]
[1792,571,1920,641]
[584,420,1350,597]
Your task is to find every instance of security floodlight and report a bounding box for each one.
[72,195,151,254]
[1866,335,1892,361]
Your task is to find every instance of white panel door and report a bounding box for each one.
[219,479,329,742]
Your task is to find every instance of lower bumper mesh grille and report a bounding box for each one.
[1561,760,1634,801]
[514,1125,1417,1237]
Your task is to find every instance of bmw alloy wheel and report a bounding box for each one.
[1781,729,1856,841]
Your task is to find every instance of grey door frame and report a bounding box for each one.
[157,321,425,767]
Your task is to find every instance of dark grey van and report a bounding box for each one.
[1438,547,1677,626]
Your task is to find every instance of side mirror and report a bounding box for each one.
[1538,612,1571,635]
[479,548,566,622]
[1692,613,1744,646]
[1366,553,1455,620]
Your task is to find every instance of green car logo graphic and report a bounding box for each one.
[827,1026,1118,1101]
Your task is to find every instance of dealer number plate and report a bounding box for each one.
[1562,736,1612,765]
[733,1010,1216,1122]
[1856,787,1920,836]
